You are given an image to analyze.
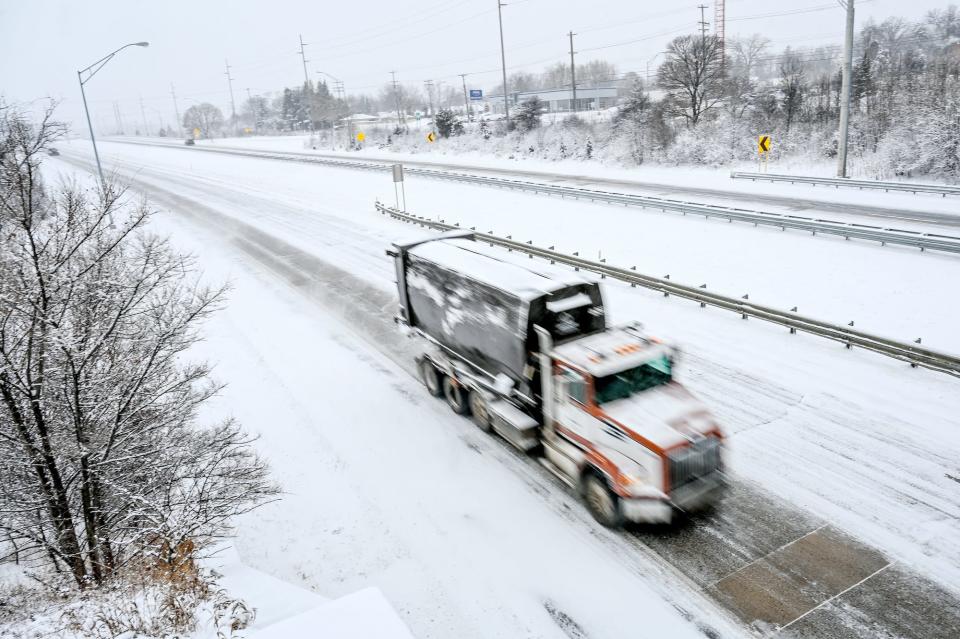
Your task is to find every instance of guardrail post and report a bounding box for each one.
[741,295,749,319]
[699,284,707,307]
[846,321,855,349]
[789,307,798,333]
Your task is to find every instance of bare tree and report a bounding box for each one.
[780,51,806,132]
[0,104,277,588]
[658,35,725,126]
[730,35,770,79]
[182,103,224,139]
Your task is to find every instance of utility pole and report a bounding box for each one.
[224,59,238,136]
[170,83,183,138]
[568,31,577,113]
[391,71,405,130]
[139,96,148,136]
[698,4,709,39]
[424,79,435,116]
[298,34,310,85]
[459,73,471,121]
[836,0,855,178]
[497,0,510,126]
[113,101,124,135]
[298,34,315,132]
[697,5,710,40]
[246,88,258,134]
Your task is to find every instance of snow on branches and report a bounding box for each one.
[0,104,278,590]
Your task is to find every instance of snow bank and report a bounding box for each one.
[248,588,413,639]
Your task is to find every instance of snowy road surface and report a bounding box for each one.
[117,135,960,229]
[52,145,960,638]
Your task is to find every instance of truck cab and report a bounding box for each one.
[538,324,725,526]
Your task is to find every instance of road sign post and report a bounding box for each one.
[392,163,406,211]
[757,135,772,173]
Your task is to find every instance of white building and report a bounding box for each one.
[482,84,620,114]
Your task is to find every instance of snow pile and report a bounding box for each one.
[0,566,252,639]
[248,588,413,639]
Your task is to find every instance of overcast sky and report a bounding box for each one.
[1,0,952,133]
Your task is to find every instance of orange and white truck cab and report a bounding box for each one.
[536,324,726,526]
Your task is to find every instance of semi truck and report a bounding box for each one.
[388,232,725,526]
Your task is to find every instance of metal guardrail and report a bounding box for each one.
[731,171,960,197]
[375,201,960,378]
[118,140,960,256]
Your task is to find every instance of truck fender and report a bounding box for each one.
[579,452,628,498]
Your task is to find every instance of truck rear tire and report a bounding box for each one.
[584,474,622,528]
[420,360,443,397]
[442,376,470,415]
[469,391,493,432]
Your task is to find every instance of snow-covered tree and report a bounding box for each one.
[0,105,277,588]
[515,97,546,131]
[434,108,462,138]
[658,34,725,126]
[182,103,224,139]
[614,80,651,164]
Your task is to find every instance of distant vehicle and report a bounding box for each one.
[184,138,195,146]
[47,147,60,156]
[389,232,726,527]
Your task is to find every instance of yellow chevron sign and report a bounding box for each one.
[427,131,437,143]
[758,135,771,153]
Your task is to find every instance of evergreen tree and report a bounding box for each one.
[435,108,461,138]
[515,97,546,131]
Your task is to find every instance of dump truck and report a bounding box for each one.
[388,232,725,526]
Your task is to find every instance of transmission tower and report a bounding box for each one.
[715,0,726,67]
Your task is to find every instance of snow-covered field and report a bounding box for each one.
[48,140,960,636]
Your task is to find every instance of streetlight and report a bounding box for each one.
[77,41,149,186]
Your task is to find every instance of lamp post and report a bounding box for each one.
[77,41,149,186]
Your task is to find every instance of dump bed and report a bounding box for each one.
[390,233,605,399]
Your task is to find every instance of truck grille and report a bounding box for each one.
[668,436,722,490]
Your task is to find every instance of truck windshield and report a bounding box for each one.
[593,355,672,404]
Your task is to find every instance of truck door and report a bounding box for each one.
[556,368,598,444]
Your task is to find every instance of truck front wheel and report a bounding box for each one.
[442,376,471,415]
[584,474,622,528]
[420,360,443,397]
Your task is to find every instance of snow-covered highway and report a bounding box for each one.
[51,142,960,638]
[115,136,960,229]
